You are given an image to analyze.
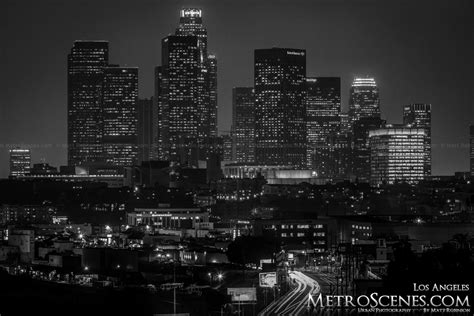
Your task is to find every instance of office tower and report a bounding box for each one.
[176,8,207,61]
[154,66,164,160]
[175,8,217,159]
[9,148,31,177]
[67,41,108,166]
[306,77,341,172]
[369,126,425,186]
[403,103,432,177]
[208,54,218,138]
[328,133,352,179]
[471,125,474,177]
[138,97,154,164]
[232,87,255,163]
[158,9,217,165]
[348,77,382,181]
[222,134,235,162]
[254,48,307,168]
[352,117,385,182]
[348,77,380,129]
[159,35,200,165]
[102,66,138,167]
[340,112,350,135]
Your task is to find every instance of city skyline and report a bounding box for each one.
[2,0,473,177]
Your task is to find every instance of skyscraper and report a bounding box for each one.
[232,87,255,163]
[348,77,380,129]
[348,77,382,182]
[352,117,385,182]
[470,125,474,177]
[159,35,200,165]
[157,9,218,165]
[222,134,235,162]
[137,97,154,164]
[369,126,425,186]
[102,66,138,167]
[67,41,108,166]
[403,103,432,177]
[154,66,164,160]
[9,148,31,177]
[306,77,341,172]
[208,54,218,138]
[254,48,307,168]
[176,8,217,160]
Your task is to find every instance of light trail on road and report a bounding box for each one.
[259,271,320,316]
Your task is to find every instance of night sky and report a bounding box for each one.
[1,0,473,177]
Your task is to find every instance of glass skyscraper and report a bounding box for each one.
[102,66,138,167]
[403,103,432,177]
[159,35,200,165]
[208,54,218,138]
[157,9,218,165]
[232,87,255,163]
[369,126,425,186]
[137,97,154,164]
[254,48,307,168]
[306,77,341,173]
[349,77,380,129]
[349,77,382,182]
[67,41,108,166]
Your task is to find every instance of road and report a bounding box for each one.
[302,270,337,295]
[258,271,320,316]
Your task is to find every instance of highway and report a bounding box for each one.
[258,271,320,316]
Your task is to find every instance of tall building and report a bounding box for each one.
[348,77,382,181]
[67,41,108,166]
[222,134,235,162]
[137,97,154,164]
[157,9,218,165]
[102,66,138,167]
[306,77,341,172]
[348,77,380,129]
[150,66,163,160]
[470,125,474,177]
[9,148,31,177]
[403,103,432,177]
[254,48,307,168]
[352,117,385,182]
[208,54,218,138]
[340,112,350,135]
[159,35,200,165]
[369,126,425,186]
[175,8,217,160]
[232,87,255,163]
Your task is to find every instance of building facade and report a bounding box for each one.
[348,77,382,182]
[137,98,154,164]
[102,66,138,167]
[159,35,200,165]
[348,77,380,129]
[254,48,307,168]
[471,125,474,177]
[9,148,31,177]
[232,87,255,163]
[306,77,341,174]
[157,9,218,165]
[369,126,425,185]
[403,103,432,178]
[67,41,109,166]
